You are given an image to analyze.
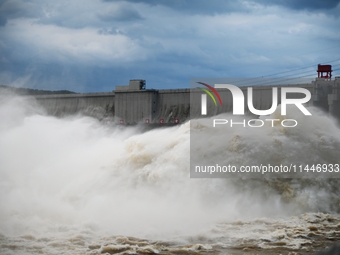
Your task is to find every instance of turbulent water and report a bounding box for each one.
[0,94,340,255]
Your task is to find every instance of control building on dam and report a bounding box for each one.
[35,70,340,124]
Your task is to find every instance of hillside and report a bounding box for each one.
[0,85,76,95]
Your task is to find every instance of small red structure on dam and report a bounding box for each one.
[317,64,332,80]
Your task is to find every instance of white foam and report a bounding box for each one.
[0,94,339,243]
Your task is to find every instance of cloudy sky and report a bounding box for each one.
[0,0,339,92]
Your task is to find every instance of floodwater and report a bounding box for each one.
[0,94,339,254]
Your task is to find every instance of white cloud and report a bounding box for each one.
[4,18,146,66]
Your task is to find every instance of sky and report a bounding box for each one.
[0,0,340,92]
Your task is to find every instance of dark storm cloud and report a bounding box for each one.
[0,0,143,29]
[97,4,143,22]
[111,0,340,13]
[255,0,340,10]
[104,0,247,14]
[0,0,42,25]
[1,0,339,91]
[0,15,6,26]
[0,0,32,26]
[37,2,142,29]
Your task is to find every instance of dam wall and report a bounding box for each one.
[312,78,340,119]
[32,78,340,123]
[327,81,340,119]
[154,89,190,123]
[35,93,115,119]
[114,90,157,124]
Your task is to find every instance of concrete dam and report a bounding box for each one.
[34,77,340,124]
